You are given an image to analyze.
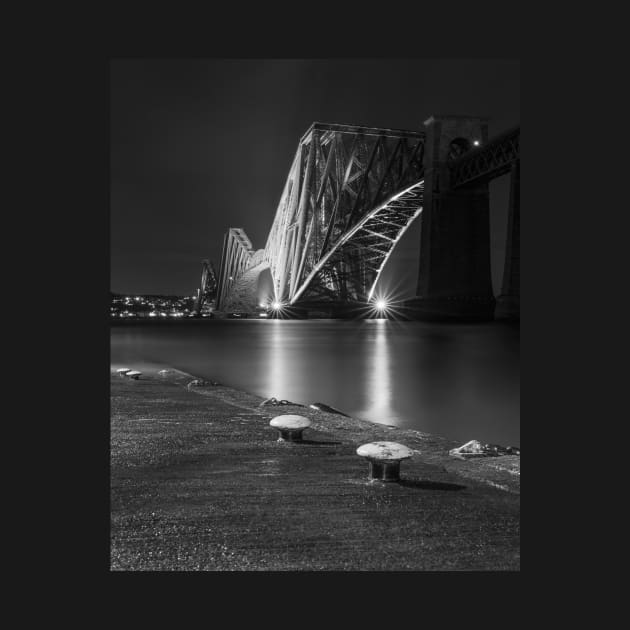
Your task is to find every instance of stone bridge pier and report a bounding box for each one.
[405,115,496,321]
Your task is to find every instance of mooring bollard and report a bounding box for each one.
[269,415,311,442]
[116,368,131,377]
[356,441,413,482]
[126,370,142,380]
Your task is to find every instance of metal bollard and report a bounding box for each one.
[269,415,311,442]
[356,442,413,482]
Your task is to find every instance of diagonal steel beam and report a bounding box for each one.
[291,179,424,304]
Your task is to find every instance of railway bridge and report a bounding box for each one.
[215,115,519,320]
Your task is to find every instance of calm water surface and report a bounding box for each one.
[111,320,519,446]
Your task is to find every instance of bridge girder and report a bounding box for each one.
[449,126,520,188]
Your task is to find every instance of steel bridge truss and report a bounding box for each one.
[263,123,426,305]
[215,228,259,310]
[449,126,520,188]
[192,259,217,314]
[215,121,520,312]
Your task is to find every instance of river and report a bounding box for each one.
[111,319,520,446]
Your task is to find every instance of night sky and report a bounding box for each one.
[111,59,520,297]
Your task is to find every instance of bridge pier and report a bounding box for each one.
[405,115,496,322]
[496,161,520,320]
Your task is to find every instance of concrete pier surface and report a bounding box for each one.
[111,367,519,571]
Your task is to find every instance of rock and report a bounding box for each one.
[187,379,209,389]
[309,402,350,417]
[449,439,487,458]
[449,440,517,458]
[259,397,279,406]
[260,397,304,407]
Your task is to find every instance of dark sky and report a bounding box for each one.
[111,59,520,297]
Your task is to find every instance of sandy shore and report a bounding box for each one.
[110,365,519,570]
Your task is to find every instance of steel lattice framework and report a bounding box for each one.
[214,120,520,313]
[192,259,217,314]
[450,126,520,188]
[215,229,258,310]
[262,123,426,305]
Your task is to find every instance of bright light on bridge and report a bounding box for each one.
[272,301,282,311]
[365,288,407,319]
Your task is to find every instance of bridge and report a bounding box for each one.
[192,259,217,315]
[215,115,519,321]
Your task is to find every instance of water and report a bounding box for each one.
[111,319,520,446]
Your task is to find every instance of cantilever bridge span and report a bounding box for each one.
[216,116,520,320]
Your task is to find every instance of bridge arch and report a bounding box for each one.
[290,180,424,305]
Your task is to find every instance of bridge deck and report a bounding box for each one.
[450,125,520,187]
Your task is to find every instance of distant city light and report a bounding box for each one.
[111,294,204,320]
[259,302,266,308]
[473,140,480,146]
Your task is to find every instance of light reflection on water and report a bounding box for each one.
[361,320,391,421]
[111,319,519,445]
[269,320,286,400]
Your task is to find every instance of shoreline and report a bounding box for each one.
[168,366,520,492]
[114,362,520,491]
[110,317,520,327]
[111,364,519,570]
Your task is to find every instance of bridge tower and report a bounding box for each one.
[407,115,496,321]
